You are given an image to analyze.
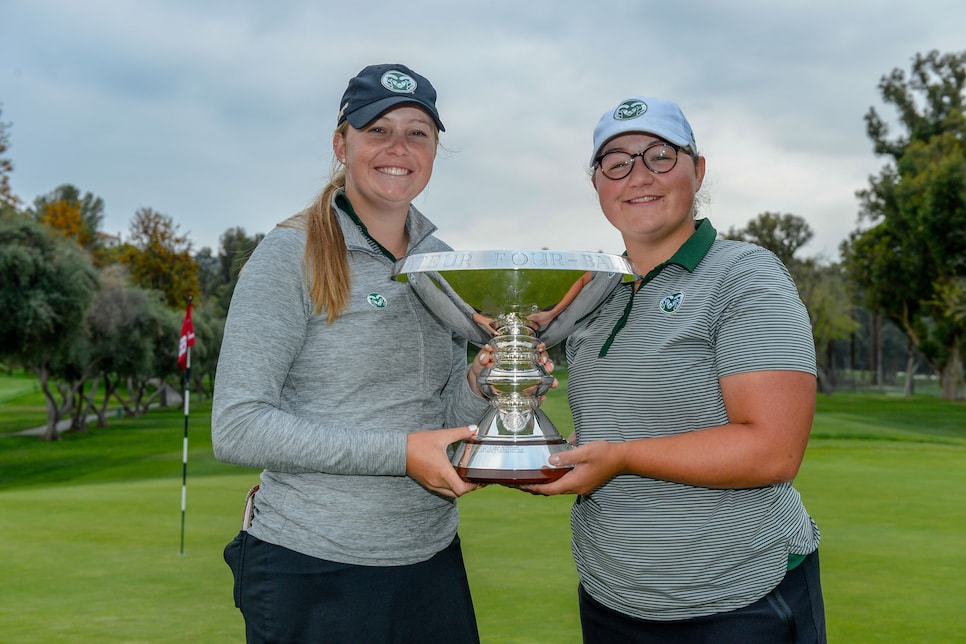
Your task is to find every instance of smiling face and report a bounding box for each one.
[333,105,438,218]
[593,132,706,256]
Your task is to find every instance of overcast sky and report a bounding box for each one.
[2,0,963,261]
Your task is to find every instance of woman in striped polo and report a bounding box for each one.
[527,96,826,643]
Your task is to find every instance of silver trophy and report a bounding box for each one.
[392,250,634,484]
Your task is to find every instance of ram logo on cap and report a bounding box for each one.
[614,99,647,121]
[381,71,417,94]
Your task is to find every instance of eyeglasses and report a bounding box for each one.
[594,141,688,180]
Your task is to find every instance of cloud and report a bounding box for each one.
[2,0,963,261]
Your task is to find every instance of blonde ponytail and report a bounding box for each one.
[281,125,352,323]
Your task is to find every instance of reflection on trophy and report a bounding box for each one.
[392,250,634,485]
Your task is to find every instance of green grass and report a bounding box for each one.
[0,369,48,434]
[0,400,231,489]
[1,474,254,642]
[1,373,965,642]
[795,444,966,642]
[813,391,965,444]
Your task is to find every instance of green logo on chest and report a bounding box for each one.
[659,292,685,313]
[367,293,388,309]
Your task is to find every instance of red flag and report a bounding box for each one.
[178,301,196,370]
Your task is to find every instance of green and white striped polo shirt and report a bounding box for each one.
[565,219,820,621]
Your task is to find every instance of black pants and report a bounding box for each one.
[578,550,827,643]
[224,531,480,644]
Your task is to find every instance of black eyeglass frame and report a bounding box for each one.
[593,141,696,180]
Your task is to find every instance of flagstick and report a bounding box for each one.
[177,297,195,554]
[180,344,190,555]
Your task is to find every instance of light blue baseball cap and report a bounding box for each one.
[590,96,697,166]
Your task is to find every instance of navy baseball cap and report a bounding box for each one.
[337,64,445,132]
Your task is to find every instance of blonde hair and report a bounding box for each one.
[280,122,351,324]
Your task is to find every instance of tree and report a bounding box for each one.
[0,216,99,440]
[79,265,169,423]
[848,50,966,400]
[195,246,219,304]
[793,259,858,393]
[187,298,224,399]
[120,207,199,308]
[30,184,105,251]
[725,212,856,392]
[198,226,264,316]
[724,211,813,266]
[0,104,20,209]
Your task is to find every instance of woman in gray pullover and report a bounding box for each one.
[213,64,491,643]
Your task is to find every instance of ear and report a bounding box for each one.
[693,155,706,192]
[333,132,346,164]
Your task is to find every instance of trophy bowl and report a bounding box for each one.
[392,250,634,485]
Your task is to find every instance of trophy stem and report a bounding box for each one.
[450,312,574,484]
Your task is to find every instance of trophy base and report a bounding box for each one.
[452,435,574,485]
[455,465,571,485]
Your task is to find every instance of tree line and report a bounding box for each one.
[0,177,264,439]
[698,51,964,402]
[1,51,964,441]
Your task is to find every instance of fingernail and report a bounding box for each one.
[468,424,478,434]
[549,455,560,465]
